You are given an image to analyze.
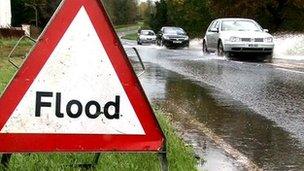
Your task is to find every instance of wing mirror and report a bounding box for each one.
[210,28,219,33]
[263,29,269,33]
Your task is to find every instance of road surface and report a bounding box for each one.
[121,35,304,170]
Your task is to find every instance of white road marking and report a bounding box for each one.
[275,67,304,74]
[271,63,304,69]
[168,103,261,171]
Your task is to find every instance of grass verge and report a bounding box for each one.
[0,38,35,93]
[121,32,138,41]
[0,110,197,171]
[114,22,140,29]
[114,21,143,33]
[0,39,197,170]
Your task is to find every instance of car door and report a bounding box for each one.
[206,20,219,50]
[209,21,220,50]
[205,21,215,50]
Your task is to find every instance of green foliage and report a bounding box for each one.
[156,110,197,171]
[261,0,304,31]
[211,0,304,32]
[167,0,213,37]
[149,0,169,33]
[11,0,60,28]
[103,0,138,25]
[147,0,304,37]
[147,0,213,37]
[282,4,304,31]
[139,0,154,28]
[11,0,139,28]
[0,39,34,94]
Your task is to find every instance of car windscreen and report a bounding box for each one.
[221,20,262,31]
[141,30,155,35]
[163,27,186,35]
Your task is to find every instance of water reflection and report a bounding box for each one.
[138,62,304,170]
[150,56,304,144]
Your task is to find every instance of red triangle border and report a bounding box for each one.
[0,0,164,153]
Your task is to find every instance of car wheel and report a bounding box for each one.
[157,39,161,46]
[203,40,209,55]
[160,39,164,46]
[217,40,225,56]
[226,52,232,58]
[264,53,273,63]
[183,43,189,49]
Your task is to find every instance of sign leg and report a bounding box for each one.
[92,153,101,166]
[74,153,101,170]
[158,148,168,171]
[1,154,12,169]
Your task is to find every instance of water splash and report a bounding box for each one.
[274,34,304,60]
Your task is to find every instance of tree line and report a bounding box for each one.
[11,0,138,28]
[11,0,61,28]
[146,0,304,37]
[10,0,304,38]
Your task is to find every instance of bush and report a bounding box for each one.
[0,28,24,38]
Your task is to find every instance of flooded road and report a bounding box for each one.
[122,36,304,170]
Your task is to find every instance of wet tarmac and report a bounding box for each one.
[122,39,304,170]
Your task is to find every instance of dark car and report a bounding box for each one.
[157,27,189,48]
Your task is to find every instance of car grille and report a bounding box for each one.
[241,38,251,42]
[242,48,263,51]
[241,38,264,42]
[231,47,273,52]
[169,36,185,41]
[255,38,264,42]
[170,39,185,41]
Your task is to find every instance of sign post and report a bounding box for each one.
[0,0,166,169]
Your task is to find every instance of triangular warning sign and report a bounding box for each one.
[0,0,164,152]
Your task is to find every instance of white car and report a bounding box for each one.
[203,18,274,58]
[137,30,157,45]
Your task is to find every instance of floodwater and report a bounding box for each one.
[122,34,304,170]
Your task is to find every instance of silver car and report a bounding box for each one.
[137,30,157,45]
[203,18,274,58]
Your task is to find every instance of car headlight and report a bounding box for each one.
[184,36,189,40]
[229,36,241,42]
[264,37,273,43]
[163,35,170,40]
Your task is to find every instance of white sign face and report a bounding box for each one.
[1,7,145,135]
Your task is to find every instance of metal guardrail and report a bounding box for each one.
[8,35,36,69]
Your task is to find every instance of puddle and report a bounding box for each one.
[129,58,304,170]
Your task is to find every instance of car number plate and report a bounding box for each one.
[173,41,182,44]
[248,44,258,47]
